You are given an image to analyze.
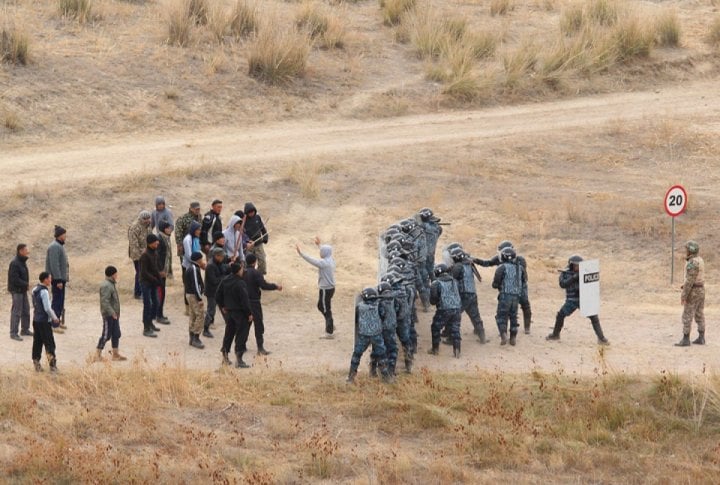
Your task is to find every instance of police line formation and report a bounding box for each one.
[7,198,706,378]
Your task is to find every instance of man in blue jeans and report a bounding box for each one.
[139,234,163,338]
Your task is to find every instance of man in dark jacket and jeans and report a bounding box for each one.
[243,202,269,274]
[216,263,253,368]
[139,234,163,338]
[204,248,228,338]
[243,253,282,355]
[8,243,32,340]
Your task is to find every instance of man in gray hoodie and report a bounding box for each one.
[296,237,336,339]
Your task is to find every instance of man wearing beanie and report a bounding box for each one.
[243,253,282,355]
[8,244,32,341]
[128,210,153,300]
[184,252,206,349]
[139,234,162,338]
[95,266,127,362]
[210,231,226,256]
[45,225,69,332]
[175,202,202,268]
[151,196,174,232]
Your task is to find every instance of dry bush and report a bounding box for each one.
[490,0,512,16]
[560,2,585,36]
[441,72,488,101]
[463,30,497,60]
[285,160,337,198]
[319,15,346,49]
[0,24,29,65]
[407,9,450,59]
[503,41,538,89]
[188,0,209,24]
[380,0,416,26]
[585,0,618,27]
[3,109,22,132]
[207,4,229,43]
[296,1,329,37]
[229,0,258,38]
[612,17,652,62]
[708,17,720,47]
[59,0,93,23]
[247,23,311,84]
[167,0,193,46]
[653,10,681,47]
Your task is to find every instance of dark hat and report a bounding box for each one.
[146,234,159,245]
[158,220,173,232]
[229,262,243,274]
[105,265,118,277]
[189,201,200,209]
[213,231,225,242]
[191,251,203,262]
[245,253,257,265]
[54,225,66,238]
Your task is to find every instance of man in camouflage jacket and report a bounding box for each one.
[676,240,706,346]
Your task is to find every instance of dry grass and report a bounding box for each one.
[188,0,209,25]
[206,3,229,43]
[653,10,681,47]
[167,0,194,46]
[1,367,720,482]
[0,23,29,65]
[612,17,652,61]
[3,108,22,132]
[296,1,346,49]
[490,0,512,16]
[285,160,338,198]
[58,0,93,23]
[247,23,311,84]
[228,0,258,38]
[708,16,720,47]
[380,0,416,26]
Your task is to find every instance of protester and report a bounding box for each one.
[139,234,162,338]
[184,252,206,349]
[243,253,282,355]
[296,237,336,339]
[31,272,60,372]
[128,211,153,300]
[243,202,269,274]
[45,225,69,332]
[95,266,127,362]
[8,244,31,341]
[216,262,253,368]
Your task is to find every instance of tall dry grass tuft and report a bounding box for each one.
[207,4,229,43]
[229,0,258,38]
[188,0,209,25]
[296,1,346,48]
[3,108,22,132]
[708,17,720,47]
[59,0,93,23]
[247,23,311,84]
[0,24,29,65]
[490,0,512,16]
[560,2,584,36]
[380,0,416,26]
[653,10,681,47]
[612,17,652,61]
[503,41,538,89]
[167,0,193,46]
[585,0,618,27]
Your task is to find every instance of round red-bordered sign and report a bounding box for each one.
[664,185,687,217]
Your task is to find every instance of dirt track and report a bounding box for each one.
[2,80,718,188]
[1,82,719,376]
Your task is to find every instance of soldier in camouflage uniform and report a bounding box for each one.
[175,202,202,266]
[128,210,153,299]
[428,263,462,358]
[347,287,392,384]
[675,240,706,346]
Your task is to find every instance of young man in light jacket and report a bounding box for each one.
[296,237,336,339]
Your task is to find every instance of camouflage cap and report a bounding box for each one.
[685,240,699,254]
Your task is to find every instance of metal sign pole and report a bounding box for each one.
[671,217,675,285]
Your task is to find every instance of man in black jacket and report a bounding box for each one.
[8,244,32,340]
[204,248,228,338]
[216,263,253,368]
[139,234,162,338]
[201,200,223,254]
[243,202,269,274]
[243,253,282,355]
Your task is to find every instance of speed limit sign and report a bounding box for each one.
[665,185,687,217]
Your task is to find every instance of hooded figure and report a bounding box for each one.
[297,240,336,337]
[151,196,174,232]
[243,202,269,274]
[182,221,202,269]
[224,214,248,263]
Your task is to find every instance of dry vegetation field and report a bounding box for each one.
[3,0,720,482]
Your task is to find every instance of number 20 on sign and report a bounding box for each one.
[665,185,687,284]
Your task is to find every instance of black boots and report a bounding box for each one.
[500,332,508,345]
[546,313,564,341]
[453,341,461,359]
[476,327,487,344]
[202,326,214,338]
[509,331,517,346]
[590,317,609,345]
[403,346,413,374]
[33,359,42,372]
[523,315,531,335]
[427,342,439,355]
[235,352,250,368]
[675,334,691,347]
[221,350,232,366]
[346,369,357,383]
[189,332,205,349]
[369,359,378,377]
[143,325,157,338]
[693,331,705,345]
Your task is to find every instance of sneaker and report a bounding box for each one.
[320,333,334,340]
[20,329,34,337]
[151,324,161,332]
[10,334,23,341]
[53,327,65,334]
[59,324,67,330]
[156,317,171,325]
[143,329,157,338]
[257,348,271,356]
[597,337,610,346]
[546,333,560,341]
